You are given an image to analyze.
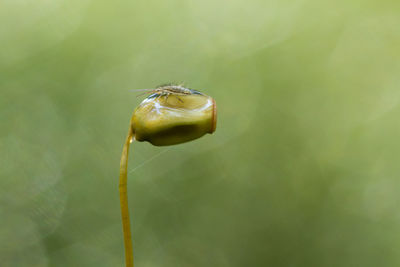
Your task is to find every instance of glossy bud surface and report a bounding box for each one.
[131,93,217,146]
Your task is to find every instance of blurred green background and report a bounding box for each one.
[1,0,400,266]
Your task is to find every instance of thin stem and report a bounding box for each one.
[119,127,134,267]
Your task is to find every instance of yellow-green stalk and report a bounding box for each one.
[119,92,217,267]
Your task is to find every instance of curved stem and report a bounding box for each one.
[119,127,134,267]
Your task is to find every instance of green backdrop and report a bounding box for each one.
[1,0,400,266]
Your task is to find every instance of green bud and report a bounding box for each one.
[131,93,217,146]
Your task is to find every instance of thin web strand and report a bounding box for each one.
[129,149,170,174]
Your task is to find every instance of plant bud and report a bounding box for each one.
[131,93,217,146]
